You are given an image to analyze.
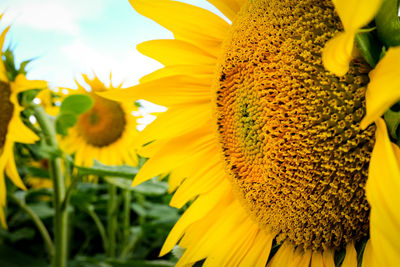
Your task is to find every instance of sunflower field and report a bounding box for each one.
[1,0,400,266]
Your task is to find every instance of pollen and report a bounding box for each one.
[214,0,375,250]
[0,81,13,156]
[77,94,126,147]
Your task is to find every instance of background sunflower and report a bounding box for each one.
[60,74,140,167]
[0,18,46,228]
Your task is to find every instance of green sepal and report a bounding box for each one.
[375,0,400,46]
[2,48,32,81]
[383,103,400,141]
[355,31,382,68]
[20,89,41,106]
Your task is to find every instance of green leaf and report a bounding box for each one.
[55,112,78,136]
[13,191,27,203]
[144,203,178,219]
[76,160,139,178]
[375,0,400,46]
[25,166,50,179]
[104,177,133,190]
[355,32,381,68]
[8,227,36,243]
[132,180,168,196]
[60,94,94,115]
[104,177,168,196]
[384,106,400,141]
[27,202,54,219]
[131,203,147,217]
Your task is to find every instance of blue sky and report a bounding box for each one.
[0,0,224,89]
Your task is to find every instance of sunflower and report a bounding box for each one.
[0,16,46,228]
[103,0,400,266]
[60,74,139,167]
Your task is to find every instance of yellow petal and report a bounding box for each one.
[139,65,213,83]
[361,240,378,267]
[5,156,27,191]
[206,0,242,21]
[361,46,400,129]
[160,180,231,256]
[177,198,250,266]
[11,74,47,94]
[137,105,211,146]
[0,171,7,229]
[342,242,357,267]
[170,158,225,208]
[100,75,211,108]
[138,139,167,159]
[0,26,10,82]
[311,251,325,267]
[82,73,105,92]
[129,0,229,55]
[289,248,312,267]
[203,217,259,267]
[332,0,382,32]
[132,128,214,186]
[137,39,216,66]
[322,250,335,267]
[8,115,39,144]
[366,118,400,266]
[239,230,274,267]
[322,31,354,76]
[267,244,296,267]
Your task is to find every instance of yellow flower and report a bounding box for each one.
[60,74,139,167]
[0,16,46,228]
[103,0,397,265]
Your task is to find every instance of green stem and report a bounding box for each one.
[9,194,54,260]
[33,105,68,267]
[107,183,117,258]
[122,189,131,253]
[86,205,108,253]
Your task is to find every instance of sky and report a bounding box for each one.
[0,0,225,89]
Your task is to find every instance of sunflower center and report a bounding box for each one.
[214,0,376,250]
[77,94,126,147]
[0,81,14,156]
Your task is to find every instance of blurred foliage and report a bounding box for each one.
[2,90,182,265]
[2,155,182,266]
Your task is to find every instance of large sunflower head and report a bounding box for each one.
[103,0,400,266]
[0,15,46,228]
[60,74,140,167]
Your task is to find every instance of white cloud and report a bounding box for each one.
[0,0,108,35]
[60,39,163,88]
